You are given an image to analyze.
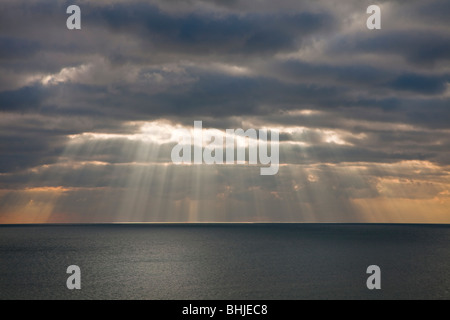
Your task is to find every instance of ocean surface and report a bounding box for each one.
[1,223,450,300]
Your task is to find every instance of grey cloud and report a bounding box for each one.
[329,30,450,66]
[0,37,41,60]
[86,4,334,58]
[390,73,449,94]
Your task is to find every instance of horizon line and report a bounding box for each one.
[1,222,450,227]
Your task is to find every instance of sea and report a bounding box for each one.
[1,223,450,300]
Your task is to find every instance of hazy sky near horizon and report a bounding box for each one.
[1,0,449,223]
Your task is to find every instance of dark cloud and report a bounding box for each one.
[415,1,450,25]
[390,73,449,94]
[0,85,48,111]
[0,37,41,60]
[329,30,450,66]
[91,4,332,55]
[0,132,66,173]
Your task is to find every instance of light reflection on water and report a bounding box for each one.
[1,224,450,300]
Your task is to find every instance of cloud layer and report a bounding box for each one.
[1,0,449,223]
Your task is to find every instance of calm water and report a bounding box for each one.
[1,224,450,300]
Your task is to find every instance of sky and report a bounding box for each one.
[0,0,449,223]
